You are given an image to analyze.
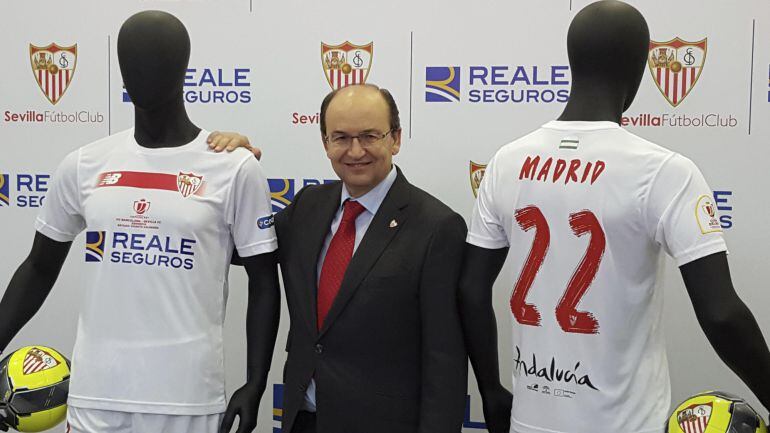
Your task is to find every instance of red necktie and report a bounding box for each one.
[317,200,366,330]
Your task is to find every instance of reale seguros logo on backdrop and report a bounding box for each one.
[425,64,570,104]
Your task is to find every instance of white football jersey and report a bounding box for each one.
[468,121,727,433]
[35,129,277,415]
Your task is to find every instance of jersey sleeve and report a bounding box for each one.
[645,153,727,266]
[227,155,278,258]
[467,153,510,249]
[34,149,86,242]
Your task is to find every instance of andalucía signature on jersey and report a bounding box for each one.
[513,346,599,391]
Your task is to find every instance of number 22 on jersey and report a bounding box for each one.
[510,205,606,334]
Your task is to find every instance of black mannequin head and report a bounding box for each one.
[118,11,190,110]
[559,0,650,122]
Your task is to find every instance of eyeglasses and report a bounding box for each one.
[325,130,393,149]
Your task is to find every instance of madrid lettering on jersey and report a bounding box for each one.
[519,155,606,185]
[513,346,599,391]
[109,232,197,270]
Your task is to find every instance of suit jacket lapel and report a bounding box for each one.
[319,169,411,338]
[298,182,342,336]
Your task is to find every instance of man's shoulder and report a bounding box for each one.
[403,181,464,227]
[295,180,340,204]
[275,180,340,226]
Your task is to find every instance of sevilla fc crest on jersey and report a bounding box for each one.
[648,38,707,107]
[23,347,60,375]
[677,402,712,433]
[30,43,77,105]
[469,161,487,198]
[177,172,203,198]
[322,41,373,90]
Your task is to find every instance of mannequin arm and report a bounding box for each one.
[0,232,71,353]
[220,251,280,433]
[459,244,512,433]
[681,252,770,411]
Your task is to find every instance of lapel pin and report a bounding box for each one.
[389,219,398,228]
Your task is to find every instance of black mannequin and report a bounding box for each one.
[459,2,770,432]
[0,11,278,433]
[118,11,201,148]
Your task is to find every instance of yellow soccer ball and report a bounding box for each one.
[667,391,767,433]
[0,346,70,432]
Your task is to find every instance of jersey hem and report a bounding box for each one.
[34,218,79,242]
[237,238,278,257]
[673,240,728,267]
[67,395,226,416]
[466,232,509,250]
[511,416,663,433]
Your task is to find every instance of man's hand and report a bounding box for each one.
[207,131,261,160]
[219,382,262,433]
[481,384,513,433]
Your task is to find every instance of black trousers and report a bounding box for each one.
[290,411,317,433]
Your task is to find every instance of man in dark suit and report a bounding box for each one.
[275,84,468,433]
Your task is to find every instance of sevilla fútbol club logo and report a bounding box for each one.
[30,43,77,105]
[648,38,707,107]
[322,41,373,90]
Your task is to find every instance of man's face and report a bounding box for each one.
[323,86,401,198]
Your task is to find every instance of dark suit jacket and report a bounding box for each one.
[275,168,468,433]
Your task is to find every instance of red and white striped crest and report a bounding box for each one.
[22,347,60,375]
[29,43,77,105]
[677,402,712,433]
[177,172,204,198]
[648,38,707,107]
[321,41,373,90]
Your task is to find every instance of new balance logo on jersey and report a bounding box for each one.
[85,231,106,262]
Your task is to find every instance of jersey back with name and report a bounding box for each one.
[468,121,727,433]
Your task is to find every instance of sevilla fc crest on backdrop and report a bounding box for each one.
[648,38,707,107]
[29,43,77,105]
[321,41,373,90]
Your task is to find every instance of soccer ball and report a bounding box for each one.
[0,346,70,432]
[666,391,767,433]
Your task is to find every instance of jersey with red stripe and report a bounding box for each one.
[468,121,727,433]
[35,129,277,415]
